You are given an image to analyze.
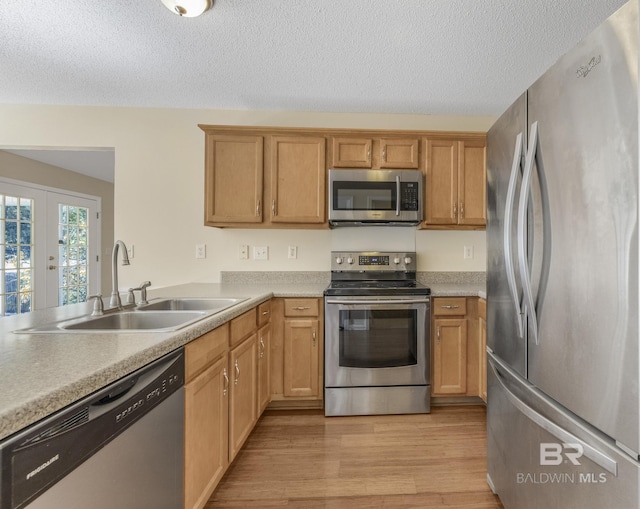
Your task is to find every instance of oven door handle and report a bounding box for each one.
[325,298,430,305]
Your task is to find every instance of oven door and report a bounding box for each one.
[324,295,430,387]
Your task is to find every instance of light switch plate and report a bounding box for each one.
[253,246,268,260]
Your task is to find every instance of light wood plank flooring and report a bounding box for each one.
[206,405,504,508]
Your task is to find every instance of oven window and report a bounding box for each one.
[333,182,396,211]
[338,309,417,368]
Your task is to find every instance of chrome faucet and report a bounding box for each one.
[110,240,130,309]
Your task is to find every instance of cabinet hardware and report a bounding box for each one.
[441,305,460,309]
[382,145,387,162]
[460,202,465,219]
[223,368,229,396]
[437,326,441,344]
[259,338,265,358]
[367,146,371,161]
[262,310,270,315]
[234,359,240,385]
[293,306,310,311]
[312,328,316,346]
[453,202,458,219]
[272,199,276,216]
[256,199,261,217]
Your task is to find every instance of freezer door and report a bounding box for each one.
[486,93,528,377]
[487,353,640,509]
[524,0,639,455]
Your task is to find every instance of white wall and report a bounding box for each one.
[0,104,494,290]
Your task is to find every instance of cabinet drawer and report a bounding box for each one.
[258,300,271,327]
[185,324,229,382]
[433,297,467,316]
[284,298,319,317]
[230,308,257,347]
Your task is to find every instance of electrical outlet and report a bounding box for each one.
[464,246,474,259]
[239,245,249,260]
[253,246,268,260]
[288,246,297,259]
[195,244,206,259]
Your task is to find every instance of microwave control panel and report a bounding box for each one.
[400,182,419,211]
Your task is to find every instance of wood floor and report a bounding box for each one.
[206,405,504,508]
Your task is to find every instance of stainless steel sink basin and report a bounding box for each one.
[137,297,246,312]
[62,311,207,331]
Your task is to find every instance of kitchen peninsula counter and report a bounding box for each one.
[0,282,326,441]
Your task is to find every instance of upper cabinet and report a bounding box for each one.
[423,136,486,229]
[331,137,419,169]
[204,134,263,225]
[199,126,485,230]
[270,136,326,224]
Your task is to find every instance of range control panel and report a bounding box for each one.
[331,251,416,272]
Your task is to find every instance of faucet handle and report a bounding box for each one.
[88,294,104,316]
[127,288,136,306]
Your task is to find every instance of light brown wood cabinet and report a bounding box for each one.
[423,138,486,229]
[204,134,263,225]
[184,325,229,509]
[283,298,320,398]
[270,136,326,224]
[257,301,272,415]
[229,312,259,462]
[331,136,419,169]
[478,298,487,402]
[432,297,468,395]
[431,296,487,401]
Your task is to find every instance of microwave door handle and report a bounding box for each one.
[396,175,401,216]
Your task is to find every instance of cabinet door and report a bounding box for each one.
[378,138,419,169]
[257,323,271,415]
[204,134,263,224]
[229,334,258,462]
[284,318,319,398]
[433,318,468,395]
[184,355,229,509]
[270,136,326,223]
[458,139,487,226]
[425,139,458,225]
[331,137,372,168]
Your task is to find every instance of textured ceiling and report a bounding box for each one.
[0,0,629,117]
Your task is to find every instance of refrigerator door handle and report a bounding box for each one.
[488,352,618,476]
[504,132,525,338]
[518,121,540,344]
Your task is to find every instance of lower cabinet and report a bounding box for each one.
[284,318,319,397]
[184,326,230,509]
[431,296,487,401]
[229,333,258,462]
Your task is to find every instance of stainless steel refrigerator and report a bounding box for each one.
[486,1,640,507]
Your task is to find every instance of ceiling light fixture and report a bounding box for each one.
[161,0,212,17]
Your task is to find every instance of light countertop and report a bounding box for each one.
[0,278,484,441]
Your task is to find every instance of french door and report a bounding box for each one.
[0,180,100,315]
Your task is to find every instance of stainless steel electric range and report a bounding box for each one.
[323,251,431,416]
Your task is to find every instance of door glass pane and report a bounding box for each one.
[57,203,90,306]
[0,195,35,316]
[338,309,418,368]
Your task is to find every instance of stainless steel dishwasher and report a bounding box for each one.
[0,348,184,509]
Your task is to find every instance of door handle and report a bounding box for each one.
[234,359,240,385]
[505,132,525,339]
[223,368,229,396]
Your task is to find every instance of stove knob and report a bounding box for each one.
[393,257,401,264]
[347,257,355,264]
[335,257,343,265]
[404,256,412,264]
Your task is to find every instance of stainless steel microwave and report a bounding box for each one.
[328,169,423,226]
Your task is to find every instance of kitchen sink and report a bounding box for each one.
[13,296,249,334]
[137,297,247,312]
[61,311,207,331]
